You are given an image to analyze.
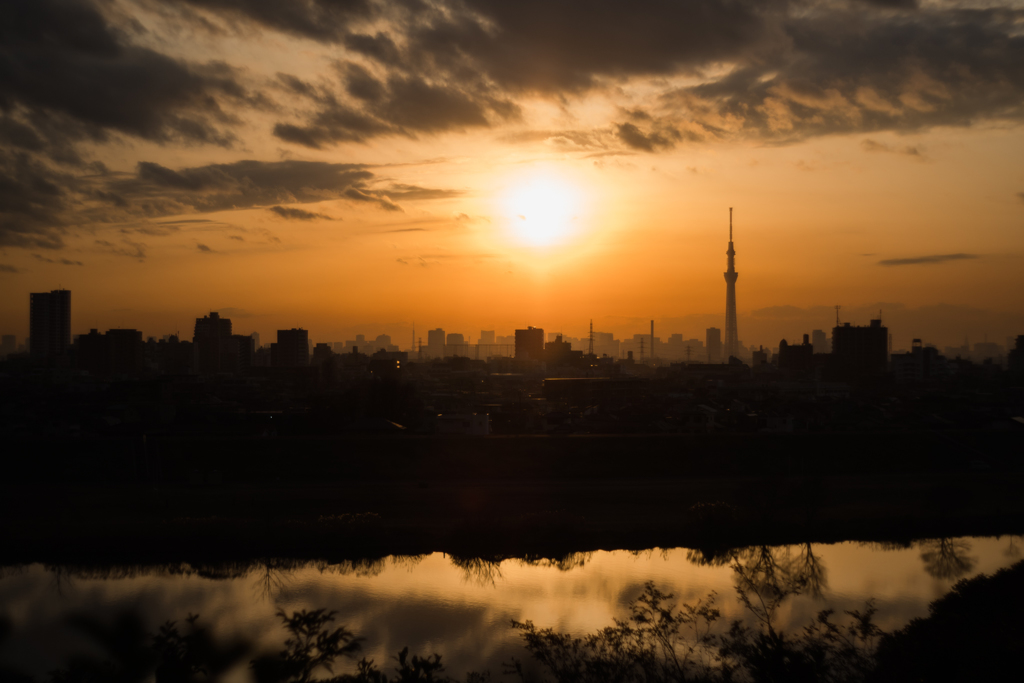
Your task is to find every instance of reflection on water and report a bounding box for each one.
[0,536,1018,680]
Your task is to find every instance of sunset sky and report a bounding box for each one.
[2,0,1023,349]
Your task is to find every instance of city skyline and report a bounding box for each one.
[1,1,1023,349]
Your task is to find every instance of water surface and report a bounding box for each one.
[1,536,1019,680]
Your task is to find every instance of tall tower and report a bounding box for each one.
[724,208,739,361]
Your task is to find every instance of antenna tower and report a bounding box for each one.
[588,319,594,356]
[835,305,842,327]
[639,337,645,363]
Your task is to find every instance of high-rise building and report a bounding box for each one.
[427,328,446,359]
[515,326,544,360]
[723,209,739,361]
[76,328,144,376]
[811,329,828,354]
[193,311,233,374]
[479,330,496,345]
[832,319,888,379]
[1,334,15,359]
[271,328,309,367]
[251,332,261,350]
[29,289,71,358]
[706,327,722,364]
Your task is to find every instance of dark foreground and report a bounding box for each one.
[2,432,1022,565]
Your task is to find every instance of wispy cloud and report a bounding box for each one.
[861,139,926,160]
[33,254,84,266]
[383,227,427,233]
[878,253,978,266]
[0,264,20,273]
[196,243,214,252]
[268,206,334,221]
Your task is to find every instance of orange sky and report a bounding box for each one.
[2,1,1023,349]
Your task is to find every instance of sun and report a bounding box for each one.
[501,174,584,247]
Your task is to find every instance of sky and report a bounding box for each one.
[2,0,1023,350]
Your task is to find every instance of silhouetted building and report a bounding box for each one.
[427,328,445,359]
[891,339,948,382]
[479,330,496,345]
[231,334,255,371]
[76,328,144,376]
[706,327,722,364]
[193,311,233,374]
[832,319,888,380]
[157,335,193,374]
[1009,335,1024,374]
[723,210,739,360]
[1,334,15,359]
[312,342,333,366]
[30,289,71,358]
[271,328,309,367]
[251,332,261,349]
[446,332,469,357]
[752,346,769,366]
[812,329,829,354]
[515,326,544,361]
[778,334,814,372]
[545,334,583,367]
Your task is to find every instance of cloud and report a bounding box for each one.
[32,254,83,266]
[95,238,146,261]
[0,0,259,152]
[196,242,213,252]
[344,187,402,212]
[228,235,244,241]
[861,139,925,159]
[268,205,333,220]
[0,264,21,273]
[615,122,682,152]
[383,227,427,233]
[1017,192,1024,204]
[878,253,979,266]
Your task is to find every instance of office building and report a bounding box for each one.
[812,329,829,354]
[426,328,446,359]
[193,311,234,374]
[29,289,71,358]
[832,319,888,379]
[778,334,814,372]
[706,328,722,364]
[515,326,544,360]
[271,328,309,367]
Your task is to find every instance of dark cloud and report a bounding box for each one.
[0,0,257,150]
[176,0,376,42]
[878,253,979,266]
[615,122,683,152]
[228,235,244,241]
[32,254,83,265]
[861,139,925,158]
[95,238,147,261]
[384,184,463,200]
[272,68,516,147]
[383,227,427,233]
[109,159,379,214]
[1017,192,1024,203]
[268,205,333,220]
[196,242,213,252]
[0,150,72,248]
[669,6,1024,142]
[0,264,21,273]
[344,187,402,212]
